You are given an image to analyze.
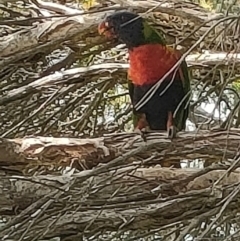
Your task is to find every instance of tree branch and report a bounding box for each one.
[0,129,239,175]
[1,0,238,69]
[0,128,239,239]
[0,164,239,240]
[1,50,240,106]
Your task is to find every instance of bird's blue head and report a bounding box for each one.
[98,11,146,48]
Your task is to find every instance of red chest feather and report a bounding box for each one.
[128,44,181,86]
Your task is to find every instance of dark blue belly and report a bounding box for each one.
[132,79,185,130]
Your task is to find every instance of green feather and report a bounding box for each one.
[142,21,166,45]
[127,79,139,128]
[174,60,191,131]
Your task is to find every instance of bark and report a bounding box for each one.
[1,1,240,240]
[0,14,102,72]
[0,158,239,240]
[0,129,240,240]
[0,129,239,175]
[1,51,239,106]
[0,0,238,69]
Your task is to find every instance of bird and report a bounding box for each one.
[98,11,190,167]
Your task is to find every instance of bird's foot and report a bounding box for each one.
[134,127,150,142]
[167,125,177,139]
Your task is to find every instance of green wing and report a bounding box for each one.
[127,78,139,128]
[174,60,191,131]
[142,21,166,45]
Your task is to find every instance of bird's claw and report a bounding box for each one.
[134,127,149,142]
[167,125,177,139]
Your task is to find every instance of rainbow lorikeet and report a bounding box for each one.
[98,11,190,140]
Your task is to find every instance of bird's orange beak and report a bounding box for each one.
[98,20,115,39]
